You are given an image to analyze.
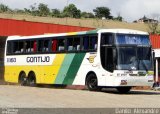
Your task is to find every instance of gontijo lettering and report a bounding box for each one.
[26,56,50,63]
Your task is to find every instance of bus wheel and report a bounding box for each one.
[28,72,36,87]
[86,73,101,91]
[116,87,131,94]
[19,72,27,86]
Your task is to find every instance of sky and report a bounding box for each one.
[1,0,160,22]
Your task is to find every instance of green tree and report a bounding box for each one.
[30,3,39,16]
[147,15,160,34]
[24,8,31,14]
[81,12,95,18]
[14,9,25,14]
[51,9,61,17]
[114,13,123,21]
[0,3,10,12]
[63,4,81,18]
[148,21,159,34]
[93,7,112,19]
[115,16,123,21]
[38,3,50,16]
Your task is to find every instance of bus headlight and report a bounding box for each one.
[147,71,154,75]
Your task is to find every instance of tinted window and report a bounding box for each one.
[67,37,80,51]
[101,33,113,45]
[13,41,24,53]
[38,40,49,52]
[25,40,36,53]
[7,41,13,54]
[57,39,65,51]
[82,35,98,51]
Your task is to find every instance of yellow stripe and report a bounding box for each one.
[43,54,66,84]
[5,66,20,83]
[67,32,77,36]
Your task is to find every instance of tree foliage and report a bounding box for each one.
[148,22,159,34]
[38,3,50,16]
[147,15,160,34]
[0,3,124,21]
[63,4,81,18]
[51,9,61,17]
[114,13,123,21]
[0,3,10,12]
[81,12,94,18]
[93,7,112,19]
[29,3,39,16]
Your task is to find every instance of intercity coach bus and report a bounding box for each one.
[4,29,154,93]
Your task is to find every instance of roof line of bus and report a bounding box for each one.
[7,29,99,40]
[7,28,148,40]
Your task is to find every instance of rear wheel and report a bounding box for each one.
[116,87,131,94]
[19,72,27,86]
[28,72,36,87]
[86,73,101,91]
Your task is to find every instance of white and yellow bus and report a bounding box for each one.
[4,29,154,93]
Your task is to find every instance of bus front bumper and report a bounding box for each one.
[105,76,154,87]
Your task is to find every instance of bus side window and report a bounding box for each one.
[82,35,98,51]
[74,37,80,51]
[19,41,24,53]
[38,40,49,52]
[90,36,98,50]
[43,40,49,52]
[83,36,89,50]
[67,38,74,51]
[67,37,80,51]
[7,41,13,54]
[57,39,65,52]
[52,39,57,52]
[38,40,43,52]
[101,33,113,45]
[25,40,36,53]
[30,41,36,52]
[13,41,24,54]
[33,41,37,52]
[25,41,30,53]
[13,42,18,53]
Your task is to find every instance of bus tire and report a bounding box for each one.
[116,87,131,94]
[28,72,36,87]
[86,73,101,91]
[19,72,27,86]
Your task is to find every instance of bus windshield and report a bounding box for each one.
[117,47,137,70]
[116,46,152,71]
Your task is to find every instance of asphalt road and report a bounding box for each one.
[0,85,160,108]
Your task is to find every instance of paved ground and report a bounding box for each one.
[0,85,160,108]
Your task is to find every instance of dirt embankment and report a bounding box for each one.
[0,13,153,32]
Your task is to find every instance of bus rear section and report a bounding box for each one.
[4,32,99,87]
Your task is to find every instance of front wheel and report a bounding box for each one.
[86,73,101,91]
[116,87,132,94]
